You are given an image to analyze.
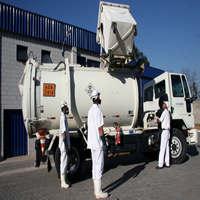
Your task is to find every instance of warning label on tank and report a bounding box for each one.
[43,83,56,97]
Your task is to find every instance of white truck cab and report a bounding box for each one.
[143,72,198,162]
[144,72,195,129]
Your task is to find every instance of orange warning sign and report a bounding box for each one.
[43,83,56,97]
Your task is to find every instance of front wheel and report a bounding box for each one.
[170,129,187,164]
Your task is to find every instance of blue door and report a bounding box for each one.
[4,110,28,158]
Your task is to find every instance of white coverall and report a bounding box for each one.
[59,112,70,175]
[158,109,171,167]
[87,104,104,180]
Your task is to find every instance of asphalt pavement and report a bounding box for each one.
[0,145,200,200]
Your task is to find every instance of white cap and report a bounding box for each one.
[60,101,68,108]
[90,90,100,100]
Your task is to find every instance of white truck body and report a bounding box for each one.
[20,59,139,136]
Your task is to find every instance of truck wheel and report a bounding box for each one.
[54,146,81,178]
[54,147,60,179]
[68,146,81,177]
[170,129,187,164]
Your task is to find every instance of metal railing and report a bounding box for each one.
[0,2,100,54]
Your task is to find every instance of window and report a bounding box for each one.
[182,75,190,98]
[77,55,86,66]
[41,50,52,63]
[17,45,28,62]
[155,80,166,99]
[171,75,184,97]
[144,86,153,101]
[87,59,100,68]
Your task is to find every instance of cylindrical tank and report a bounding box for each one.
[20,59,139,137]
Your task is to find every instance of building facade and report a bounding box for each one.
[0,2,100,159]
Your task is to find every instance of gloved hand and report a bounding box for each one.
[63,132,71,154]
[65,142,71,155]
[101,135,107,152]
[65,146,70,154]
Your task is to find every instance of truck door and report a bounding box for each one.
[181,75,191,113]
[170,74,194,128]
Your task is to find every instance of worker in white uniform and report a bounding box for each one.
[59,101,71,189]
[156,101,171,169]
[87,90,108,199]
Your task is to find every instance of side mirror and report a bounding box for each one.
[191,95,197,102]
[185,96,197,103]
[192,82,198,99]
[186,82,198,103]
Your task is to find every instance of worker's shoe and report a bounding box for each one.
[61,174,70,189]
[65,176,71,187]
[94,179,108,199]
[155,166,163,170]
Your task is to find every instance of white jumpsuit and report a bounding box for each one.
[87,104,104,180]
[59,112,70,175]
[158,109,171,167]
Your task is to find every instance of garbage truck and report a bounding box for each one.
[19,1,198,176]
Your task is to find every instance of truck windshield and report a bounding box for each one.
[171,75,184,97]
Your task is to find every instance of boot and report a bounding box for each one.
[94,179,108,199]
[61,174,69,189]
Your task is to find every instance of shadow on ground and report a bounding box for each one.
[187,145,199,157]
[73,144,200,184]
[72,152,151,184]
[103,163,145,193]
[182,145,199,163]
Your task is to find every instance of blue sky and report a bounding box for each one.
[1,0,200,73]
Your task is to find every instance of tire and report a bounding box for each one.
[54,147,61,179]
[54,146,82,179]
[68,146,81,177]
[170,128,187,164]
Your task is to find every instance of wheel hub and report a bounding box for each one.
[171,136,182,159]
[172,144,177,151]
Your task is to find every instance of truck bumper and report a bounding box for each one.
[187,129,198,145]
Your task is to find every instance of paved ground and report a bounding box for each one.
[0,145,200,200]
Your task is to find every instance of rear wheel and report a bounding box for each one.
[54,147,61,178]
[68,146,81,176]
[170,129,187,164]
[54,146,82,179]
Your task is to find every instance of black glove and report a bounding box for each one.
[63,136,70,154]
[156,109,163,118]
[101,135,107,152]
[65,144,71,155]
